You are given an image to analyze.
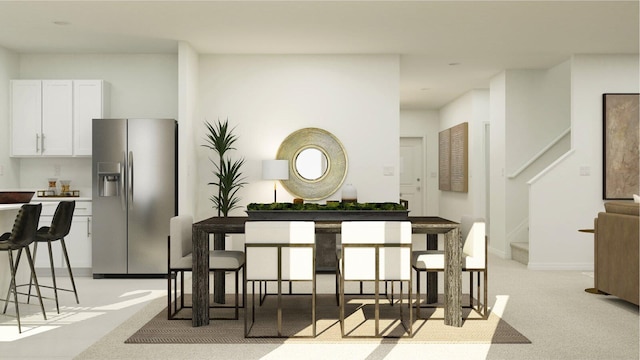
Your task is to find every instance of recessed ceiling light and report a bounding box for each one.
[53,21,71,26]
[420,88,431,91]
[448,62,461,66]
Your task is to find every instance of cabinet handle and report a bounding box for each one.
[35,133,39,152]
[41,133,45,153]
[87,218,91,237]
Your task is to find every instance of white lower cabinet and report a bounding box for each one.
[34,201,92,274]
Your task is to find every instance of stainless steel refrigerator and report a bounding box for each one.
[92,118,177,277]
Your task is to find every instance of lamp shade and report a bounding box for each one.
[262,160,289,180]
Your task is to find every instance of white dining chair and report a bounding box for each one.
[412,215,488,319]
[244,221,316,338]
[339,221,413,338]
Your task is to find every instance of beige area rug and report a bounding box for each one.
[125,294,530,344]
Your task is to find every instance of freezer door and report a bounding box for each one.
[92,118,128,275]
[127,118,176,274]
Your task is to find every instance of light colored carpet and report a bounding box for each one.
[123,294,530,344]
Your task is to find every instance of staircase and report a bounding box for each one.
[510,242,529,265]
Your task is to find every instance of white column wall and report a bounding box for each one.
[489,72,508,257]
[196,55,400,220]
[0,46,20,188]
[178,42,199,217]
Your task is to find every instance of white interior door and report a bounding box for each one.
[400,137,424,216]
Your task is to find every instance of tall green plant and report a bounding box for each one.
[203,119,246,217]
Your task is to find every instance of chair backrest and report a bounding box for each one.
[341,221,412,281]
[244,221,315,281]
[170,215,193,265]
[9,203,42,248]
[460,215,486,267]
[48,201,75,238]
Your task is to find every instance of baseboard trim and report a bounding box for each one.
[527,262,593,271]
[36,267,92,277]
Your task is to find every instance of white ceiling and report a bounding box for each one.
[0,1,637,110]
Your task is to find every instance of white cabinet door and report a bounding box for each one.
[42,80,73,156]
[73,80,104,156]
[34,201,92,271]
[10,80,42,156]
[65,216,92,269]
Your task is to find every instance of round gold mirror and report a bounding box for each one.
[295,147,329,181]
[277,128,347,200]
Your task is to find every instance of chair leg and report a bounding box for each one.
[483,270,488,319]
[7,250,22,333]
[234,268,240,320]
[25,247,47,320]
[339,267,345,337]
[47,240,60,314]
[469,271,474,309]
[415,269,421,319]
[60,238,79,304]
[4,249,20,314]
[335,255,339,306]
[180,271,185,309]
[167,270,172,319]
[27,242,37,304]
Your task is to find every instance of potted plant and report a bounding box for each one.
[203,118,246,305]
[203,118,246,217]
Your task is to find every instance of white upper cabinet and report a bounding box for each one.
[73,80,106,156]
[10,79,107,157]
[42,80,73,156]
[10,80,42,156]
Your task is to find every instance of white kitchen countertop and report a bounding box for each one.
[0,201,60,211]
[33,196,92,201]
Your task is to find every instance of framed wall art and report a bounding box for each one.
[439,122,468,192]
[603,93,640,200]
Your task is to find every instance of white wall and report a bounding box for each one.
[438,90,489,223]
[400,110,439,216]
[0,46,20,188]
[13,53,178,195]
[195,55,400,220]
[178,42,200,217]
[504,63,572,253]
[489,63,572,259]
[529,54,639,270]
[490,72,508,257]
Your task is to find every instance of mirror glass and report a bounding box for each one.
[295,148,328,181]
[277,128,348,200]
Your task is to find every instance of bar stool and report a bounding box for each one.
[0,204,47,333]
[29,201,78,314]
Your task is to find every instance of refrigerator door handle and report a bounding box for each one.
[120,152,126,211]
[128,151,134,209]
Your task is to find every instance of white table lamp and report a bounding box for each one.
[262,160,289,202]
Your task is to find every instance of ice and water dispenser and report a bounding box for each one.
[98,162,121,197]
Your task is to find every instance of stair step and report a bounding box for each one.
[510,242,529,265]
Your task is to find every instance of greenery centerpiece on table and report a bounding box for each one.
[203,119,246,217]
[247,202,407,211]
[246,202,408,220]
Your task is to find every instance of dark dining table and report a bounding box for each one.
[191,216,462,328]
